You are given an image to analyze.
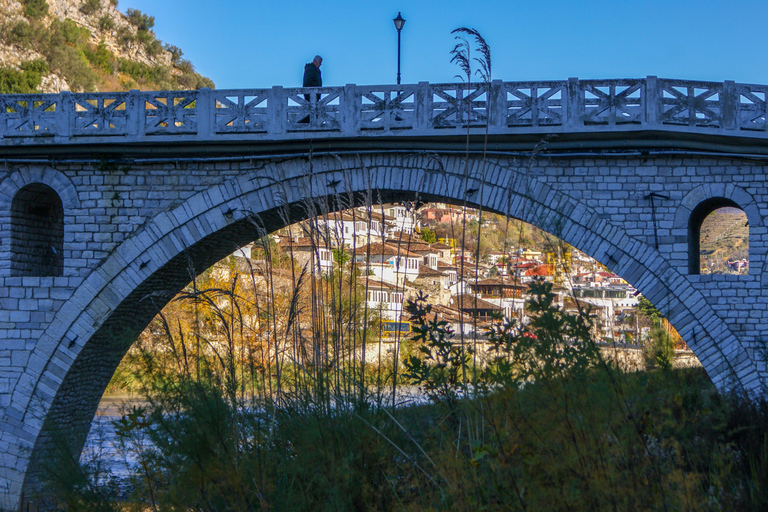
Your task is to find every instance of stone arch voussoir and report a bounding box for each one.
[0,165,80,211]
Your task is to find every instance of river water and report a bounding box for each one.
[81,388,427,488]
[79,394,148,492]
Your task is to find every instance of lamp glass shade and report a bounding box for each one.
[393,13,405,31]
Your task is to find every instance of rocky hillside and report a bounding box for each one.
[699,207,749,271]
[0,0,213,93]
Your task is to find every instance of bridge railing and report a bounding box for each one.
[1,77,767,142]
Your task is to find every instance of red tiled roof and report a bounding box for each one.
[525,264,551,276]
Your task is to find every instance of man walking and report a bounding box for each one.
[303,55,322,102]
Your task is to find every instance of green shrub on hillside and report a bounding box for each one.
[118,59,170,86]
[174,59,214,90]
[135,27,154,46]
[82,41,114,74]
[97,15,114,32]
[46,45,96,92]
[0,59,49,93]
[21,0,48,19]
[174,59,214,88]
[178,71,215,90]
[125,11,164,57]
[141,34,163,57]
[3,19,49,50]
[4,20,34,47]
[43,19,97,91]
[51,18,91,46]
[164,43,183,64]
[115,26,133,48]
[116,58,213,90]
[126,8,154,31]
[2,17,103,92]
[20,58,48,76]
[79,0,101,16]
[176,59,194,75]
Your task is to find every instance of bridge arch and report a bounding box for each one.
[10,153,761,501]
[673,184,761,275]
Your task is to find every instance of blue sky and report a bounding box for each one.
[119,0,768,90]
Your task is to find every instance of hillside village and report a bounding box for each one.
[223,203,646,347]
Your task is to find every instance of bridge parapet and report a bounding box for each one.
[1,77,767,145]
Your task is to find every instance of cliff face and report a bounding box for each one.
[0,0,213,93]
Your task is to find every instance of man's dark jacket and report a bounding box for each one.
[303,63,322,87]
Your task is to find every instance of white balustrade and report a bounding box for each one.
[1,78,766,143]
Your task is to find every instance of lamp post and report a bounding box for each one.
[393,12,405,84]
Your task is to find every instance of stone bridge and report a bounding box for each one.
[2,77,768,506]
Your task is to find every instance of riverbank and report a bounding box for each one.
[95,394,146,417]
[68,366,768,511]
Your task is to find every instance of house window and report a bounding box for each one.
[11,183,64,276]
[370,290,389,303]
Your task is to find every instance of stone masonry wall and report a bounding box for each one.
[0,161,243,403]
[529,155,767,375]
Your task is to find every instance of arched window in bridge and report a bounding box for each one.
[10,183,64,277]
[689,198,749,275]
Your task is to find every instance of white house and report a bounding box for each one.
[385,204,418,235]
[316,211,390,248]
[362,278,405,320]
[353,242,422,286]
[279,237,334,275]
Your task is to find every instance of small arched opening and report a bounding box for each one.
[10,183,64,276]
[688,197,749,275]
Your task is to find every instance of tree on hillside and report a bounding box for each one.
[420,228,437,244]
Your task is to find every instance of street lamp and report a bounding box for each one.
[393,12,405,84]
